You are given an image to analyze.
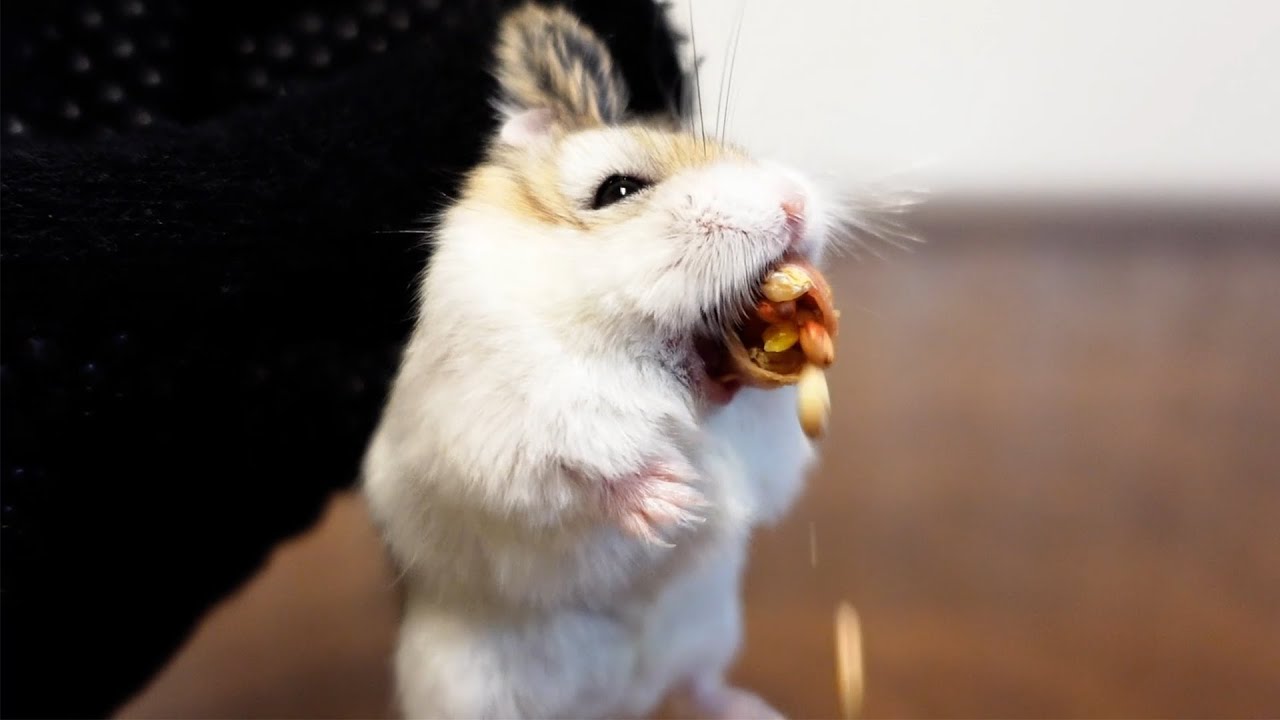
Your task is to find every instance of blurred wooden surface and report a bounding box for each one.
[118,207,1280,719]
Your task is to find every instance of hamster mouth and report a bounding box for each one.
[694,255,839,404]
[694,335,741,405]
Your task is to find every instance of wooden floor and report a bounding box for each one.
[118,205,1280,719]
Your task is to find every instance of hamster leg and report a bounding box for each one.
[645,537,786,719]
[600,460,708,546]
[395,594,635,719]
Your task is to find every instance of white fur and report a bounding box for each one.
[362,147,831,718]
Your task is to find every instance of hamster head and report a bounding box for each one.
[442,3,833,396]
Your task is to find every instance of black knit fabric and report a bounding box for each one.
[0,1,685,716]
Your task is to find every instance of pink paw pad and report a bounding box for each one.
[602,462,707,546]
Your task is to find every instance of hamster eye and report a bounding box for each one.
[591,175,651,209]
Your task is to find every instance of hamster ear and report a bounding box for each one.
[498,108,555,148]
[493,3,629,128]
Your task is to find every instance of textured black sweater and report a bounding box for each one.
[0,1,685,715]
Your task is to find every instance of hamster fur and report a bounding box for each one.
[362,4,835,718]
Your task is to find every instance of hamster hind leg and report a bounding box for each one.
[395,594,635,719]
[641,537,786,720]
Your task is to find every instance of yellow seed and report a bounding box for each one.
[762,265,813,302]
[762,321,800,352]
[797,363,830,439]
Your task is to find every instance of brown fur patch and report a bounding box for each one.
[472,4,748,229]
[464,125,747,229]
[495,4,627,126]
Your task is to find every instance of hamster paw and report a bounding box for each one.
[604,461,707,546]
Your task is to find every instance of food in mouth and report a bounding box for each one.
[709,258,838,439]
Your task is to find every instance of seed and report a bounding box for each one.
[834,601,864,720]
[797,363,830,439]
[762,321,800,352]
[799,320,835,367]
[762,265,813,303]
[756,299,795,324]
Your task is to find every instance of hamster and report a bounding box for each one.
[361,4,835,718]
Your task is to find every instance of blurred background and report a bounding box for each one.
[118,1,1278,717]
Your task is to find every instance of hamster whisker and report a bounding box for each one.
[687,1,707,154]
[826,189,928,262]
[714,22,730,144]
[718,0,748,143]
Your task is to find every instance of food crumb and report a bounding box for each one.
[808,521,818,568]
[834,601,864,720]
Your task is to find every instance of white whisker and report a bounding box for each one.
[822,182,930,261]
[719,1,748,142]
[686,1,707,153]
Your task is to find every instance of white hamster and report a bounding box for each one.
[361,4,835,718]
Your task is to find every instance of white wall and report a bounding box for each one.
[670,0,1280,203]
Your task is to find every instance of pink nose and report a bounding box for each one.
[782,194,806,222]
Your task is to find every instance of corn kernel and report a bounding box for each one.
[799,320,835,367]
[762,265,813,302]
[762,321,800,352]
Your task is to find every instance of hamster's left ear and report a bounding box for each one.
[493,3,629,147]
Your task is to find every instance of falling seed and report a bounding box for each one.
[834,601,864,720]
[808,521,818,568]
[796,363,830,439]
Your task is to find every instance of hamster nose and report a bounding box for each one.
[782,194,806,222]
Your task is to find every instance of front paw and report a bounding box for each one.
[602,461,708,546]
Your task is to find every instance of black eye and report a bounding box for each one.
[591,175,651,209]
